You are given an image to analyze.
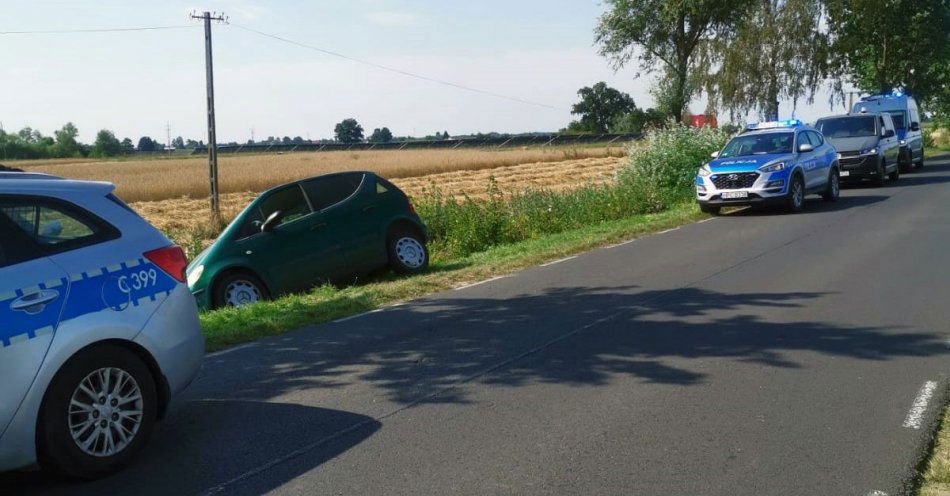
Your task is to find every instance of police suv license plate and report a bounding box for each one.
[721,191,749,199]
[840,171,850,177]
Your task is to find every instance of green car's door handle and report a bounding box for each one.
[310,222,327,231]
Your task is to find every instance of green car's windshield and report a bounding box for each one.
[815,117,876,138]
[719,133,794,158]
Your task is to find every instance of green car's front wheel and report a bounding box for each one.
[388,229,429,275]
[214,272,269,308]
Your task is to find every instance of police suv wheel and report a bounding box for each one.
[38,344,157,479]
[917,154,925,169]
[873,159,886,187]
[888,162,900,181]
[387,229,429,275]
[822,170,840,202]
[786,175,805,213]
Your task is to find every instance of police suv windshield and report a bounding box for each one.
[719,132,794,158]
[815,117,876,138]
[887,111,906,129]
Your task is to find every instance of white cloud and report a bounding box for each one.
[364,11,420,27]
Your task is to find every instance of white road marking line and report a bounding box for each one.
[453,275,508,290]
[206,342,258,358]
[697,218,716,223]
[656,227,680,235]
[866,490,887,496]
[540,255,577,267]
[333,312,368,324]
[902,380,938,429]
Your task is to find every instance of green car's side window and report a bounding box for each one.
[261,185,311,226]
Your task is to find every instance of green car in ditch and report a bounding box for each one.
[186,171,429,309]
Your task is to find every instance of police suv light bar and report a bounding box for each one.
[746,119,802,130]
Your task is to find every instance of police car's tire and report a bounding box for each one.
[917,154,925,169]
[213,272,268,308]
[699,203,721,215]
[785,174,805,213]
[38,344,157,479]
[872,159,886,187]
[387,228,429,275]
[888,161,900,181]
[822,169,840,202]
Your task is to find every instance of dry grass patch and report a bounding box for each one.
[24,146,627,203]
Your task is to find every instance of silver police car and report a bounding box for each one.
[0,173,204,478]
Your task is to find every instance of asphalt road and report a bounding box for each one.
[5,156,950,496]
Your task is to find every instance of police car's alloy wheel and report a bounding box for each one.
[823,170,840,202]
[39,344,157,479]
[388,229,429,274]
[786,175,805,213]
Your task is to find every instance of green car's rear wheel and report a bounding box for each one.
[388,229,429,275]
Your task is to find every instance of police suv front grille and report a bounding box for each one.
[711,172,759,190]
[838,150,861,158]
[840,156,869,168]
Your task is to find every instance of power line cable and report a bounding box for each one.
[228,22,564,111]
[0,25,195,35]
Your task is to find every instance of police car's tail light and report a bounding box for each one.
[145,245,188,283]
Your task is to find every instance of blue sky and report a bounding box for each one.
[1,0,851,143]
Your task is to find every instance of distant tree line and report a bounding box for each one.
[0,123,209,160]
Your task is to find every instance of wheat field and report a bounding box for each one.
[131,155,628,237]
[22,146,627,203]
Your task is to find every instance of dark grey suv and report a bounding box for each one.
[815,113,901,186]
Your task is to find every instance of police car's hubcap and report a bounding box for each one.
[68,367,143,457]
[225,280,261,307]
[395,237,425,268]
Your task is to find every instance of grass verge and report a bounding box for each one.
[200,201,706,351]
[917,402,950,495]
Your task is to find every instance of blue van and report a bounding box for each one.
[851,91,924,171]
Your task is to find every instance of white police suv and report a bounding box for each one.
[0,173,204,478]
[696,119,840,214]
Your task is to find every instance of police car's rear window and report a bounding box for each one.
[0,197,119,255]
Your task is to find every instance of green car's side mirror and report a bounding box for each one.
[261,210,283,233]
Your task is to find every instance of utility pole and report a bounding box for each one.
[191,10,227,217]
[165,122,172,152]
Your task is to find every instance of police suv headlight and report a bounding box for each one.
[900,139,906,146]
[187,264,204,287]
[698,163,712,177]
[860,147,878,156]
[758,162,786,173]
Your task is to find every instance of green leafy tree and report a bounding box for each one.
[609,107,667,133]
[120,138,135,153]
[91,129,122,157]
[172,136,185,149]
[595,0,752,122]
[53,122,80,158]
[825,0,950,102]
[369,127,394,143]
[707,0,828,120]
[569,82,637,133]
[137,136,159,152]
[334,118,364,143]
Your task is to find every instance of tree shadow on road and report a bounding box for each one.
[192,285,946,406]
